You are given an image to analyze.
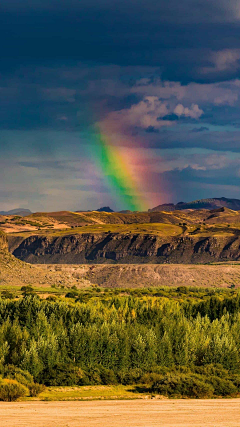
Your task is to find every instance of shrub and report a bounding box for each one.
[3,365,33,387]
[0,379,28,401]
[194,364,228,378]
[87,367,102,384]
[1,291,15,299]
[117,368,143,385]
[65,291,79,299]
[176,286,188,294]
[151,374,214,398]
[207,376,237,396]
[100,367,117,385]
[141,372,163,385]
[21,285,34,293]
[75,368,89,386]
[40,364,87,386]
[229,375,240,390]
[21,286,36,297]
[28,383,46,397]
[46,295,57,302]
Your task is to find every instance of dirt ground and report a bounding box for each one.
[3,255,240,289]
[1,399,240,427]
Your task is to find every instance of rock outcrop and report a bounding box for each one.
[0,230,8,252]
[9,231,240,264]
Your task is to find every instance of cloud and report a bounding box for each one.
[191,126,209,132]
[148,127,240,152]
[2,2,240,210]
[132,80,186,100]
[1,0,240,24]
[173,104,203,119]
[213,49,240,72]
[144,149,239,174]
[131,77,239,106]
[103,97,169,130]
[145,126,159,133]
[2,1,240,84]
[103,97,203,131]
[201,49,240,77]
[42,88,76,103]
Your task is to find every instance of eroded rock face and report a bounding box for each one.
[9,232,240,264]
[0,231,8,252]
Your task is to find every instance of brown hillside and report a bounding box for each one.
[4,207,240,265]
[0,231,89,288]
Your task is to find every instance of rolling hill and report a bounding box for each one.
[0,208,32,216]
[2,206,240,265]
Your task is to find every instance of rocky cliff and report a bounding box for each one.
[9,231,240,264]
[0,230,8,252]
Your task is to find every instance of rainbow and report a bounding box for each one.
[92,125,148,211]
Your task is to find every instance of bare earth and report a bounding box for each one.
[1,399,240,427]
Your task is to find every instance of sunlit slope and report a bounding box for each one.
[4,207,240,265]
[2,206,240,235]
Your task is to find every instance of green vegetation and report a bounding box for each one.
[0,365,43,401]
[151,373,215,398]
[0,379,28,401]
[38,384,145,401]
[9,222,183,238]
[0,289,240,398]
[9,222,240,239]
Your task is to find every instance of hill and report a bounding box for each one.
[149,197,240,212]
[0,207,226,234]
[0,230,89,288]
[3,206,240,265]
[2,228,240,289]
[96,207,114,212]
[6,207,240,265]
[0,208,32,216]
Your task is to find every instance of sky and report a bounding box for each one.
[1,0,240,211]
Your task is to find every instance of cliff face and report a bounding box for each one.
[0,231,8,252]
[9,232,240,264]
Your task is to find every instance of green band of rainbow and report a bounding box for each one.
[93,127,148,211]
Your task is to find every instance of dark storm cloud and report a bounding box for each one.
[146,127,240,152]
[1,0,240,209]
[1,0,238,23]
[191,127,209,132]
[0,0,240,82]
[157,164,240,203]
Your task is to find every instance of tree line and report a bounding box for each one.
[0,291,240,397]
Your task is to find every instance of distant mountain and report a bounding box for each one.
[0,208,32,217]
[96,207,114,212]
[149,197,240,212]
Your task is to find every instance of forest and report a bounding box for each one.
[0,287,240,399]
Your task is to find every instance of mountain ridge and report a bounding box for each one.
[149,197,240,212]
[0,208,32,216]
